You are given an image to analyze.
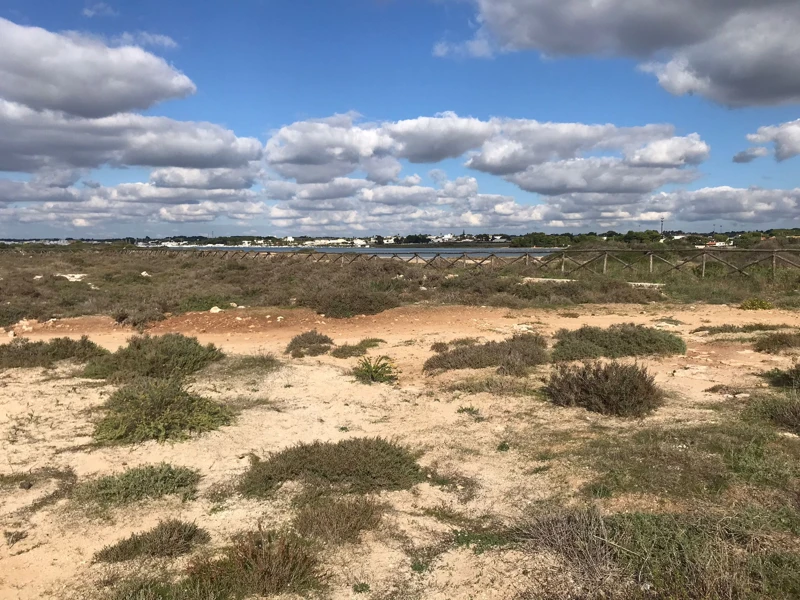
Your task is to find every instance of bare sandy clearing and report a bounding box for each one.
[1,303,798,599]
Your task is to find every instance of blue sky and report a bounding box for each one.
[1,0,799,237]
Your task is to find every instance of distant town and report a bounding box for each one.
[2,228,800,250]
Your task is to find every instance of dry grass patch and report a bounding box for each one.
[106,528,324,599]
[446,375,539,396]
[0,467,77,513]
[74,464,200,508]
[692,323,791,335]
[94,520,210,563]
[0,336,108,369]
[551,324,686,362]
[222,352,281,373]
[330,338,384,359]
[94,378,233,444]
[239,437,426,498]
[83,334,223,382]
[748,392,800,435]
[754,332,800,354]
[293,495,385,544]
[285,330,333,358]
[423,333,548,375]
[544,361,664,418]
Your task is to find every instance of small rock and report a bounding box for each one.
[19,481,33,490]
[7,330,15,338]
[140,271,151,277]
[419,286,428,291]
[734,393,751,399]
[229,302,238,308]
[277,316,284,322]
[209,306,222,314]
[236,306,245,309]
[235,317,243,321]
[445,274,458,279]
[33,275,43,280]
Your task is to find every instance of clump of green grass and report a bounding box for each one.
[740,297,775,310]
[223,353,281,373]
[330,338,384,359]
[285,330,333,358]
[446,376,538,396]
[74,464,200,507]
[551,323,686,362]
[423,333,548,375]
[747,392,800,435]
[754,332,800,354]
[292,496,385,544]
[83,334,223,381]
[94,519,210,563]
[0,336,108,369]
[453,527,512,555]
[108,528,324,599]
[520,506,800,599]
[94,378,232,444]
[352,356,398,384]
[544,361,664,418]
[353,582,371,593]
[239,438,426,498]
[579,421,799,500]
[692,323,790,335]
[456,405,485,421]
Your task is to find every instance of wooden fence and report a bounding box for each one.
[111,247,800,280]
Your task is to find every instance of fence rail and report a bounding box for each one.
[96,247,800,280]
[7,246,800,279]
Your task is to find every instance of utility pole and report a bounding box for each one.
[660,217,664,236]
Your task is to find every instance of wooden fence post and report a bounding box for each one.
[602,252,608,274]
[649,253,654,274]
[773,251,777,281]
[702,252,707,278]
[561,253,566,275]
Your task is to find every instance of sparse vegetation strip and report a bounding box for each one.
[551,323,686,362]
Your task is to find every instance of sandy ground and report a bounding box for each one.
[1,303,798,599]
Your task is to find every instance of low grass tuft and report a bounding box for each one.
[551,323,686,362]
[285,330,333,358]
[0,336,108,369]
[692,323,791,335]
[94,377,233,444]
[74,463,200,507]
[352,355,398,384]
[446,375,538,396]
[544,361,664,418]
[94,519,210,563]
[239,437,426,498]
[83,334,223,381]
[223,353,281,373]
[423,333,548,374]
[740,297,775,310]
[754,332,800,354]
[747,392,800,435]
[330,338,385,359]
[293,495,385,544]
[762,363,800,388]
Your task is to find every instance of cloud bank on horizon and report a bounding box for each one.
[0,3,799,237]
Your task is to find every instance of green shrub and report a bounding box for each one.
[0,336,108,369]
[239,437,425,498]
[292,496,384,544]
[94,520,210,563]
[83,334,223,381]
[551,324,686,362]
[178,295,236,313]
[285,330,333,358]
[544,361,664,417]
[740,297,775,310]
[423,333,548,374]
[352,356,398,384]
[762,363,800,388]
[75,464,200,507]
[330,338,384,359]
[94,378,232,444]
[754,332,800,354]
[303,289,399,318]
